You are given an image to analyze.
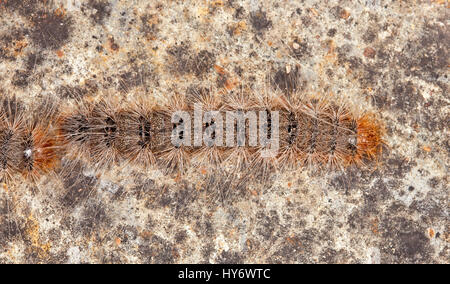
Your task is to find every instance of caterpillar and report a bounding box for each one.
[0,97,60,184]
[0,85,384,185]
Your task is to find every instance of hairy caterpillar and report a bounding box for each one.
[0,97,60,184]
[0,85,384,185]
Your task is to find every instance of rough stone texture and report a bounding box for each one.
[0,0,448,264]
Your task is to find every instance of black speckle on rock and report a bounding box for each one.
[174,229,187,244]
[410,185,447,220]
[319,248,338,263]
[116,225,138,244]
[291,39,309,59]
[326,68,334,78]
[358,64,381,88]
[59,160,97,207]
[12,70,31,87]
[138,235,178,264]
[347,209,365,231]
[427,177,440,189]
[362,28,377,43]
[0,197,25,247]
[398,21,449,79]
[216,250,244,264]
[100,251,124,264]
[108,37,119,51]
[256,210,280,241]
[201,242,215,260]
[416,103,447,132]
[391,81,422,111]
[47,228,62,243]
[341,55,362,70]
[249,9,272,34]
[270,235,305,263]
[57,80,98,99]
[30,11,73,50]
[272,65,304,95]
[195,220,215,239]
[234,6,245,19]
[132,179,155,200]
[140,14,160,40]
[47,251,69,264]
[25,52,44,71]
[376,48,391,64]
[85,0,112,25]
[385,156,417,179]
[144,182,199,220]
[194,50,216,77]
[0,29,28,61]
[167,42,193,75]
[330,6,349,20]
[0,0,39,17]
[336,44,363,70]
[365,178,391,209]
[380,216,431,263]
[330,167,362,193]
[80,200,110,237]
[116,62,155,93]
[327,28,337,37]
[166,43,216,77]
[216,72,229,88]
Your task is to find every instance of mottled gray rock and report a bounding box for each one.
[0,0,448,264]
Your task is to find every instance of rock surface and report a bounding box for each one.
[0,0,448,263]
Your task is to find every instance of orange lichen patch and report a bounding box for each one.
[354,112,385,164]
[423,146,431,152]
[308,8,319,17]
[14,39,28,56]
[326,39,336,56]
[56,49,64,58]
[3,37,28,58]
[214,64,227,75]
[214,65,238,91]
[143,13,159,26]
[197,6,210,17]
[227,21,247,36]
[371,218,379,234]
[428,228,435,238]
[140,230,153,240]
[223,77,238,91]
[54,6,66,18]
[25,214,51,262]
[340,9,350,19]
[364,47,376,58]
[210,0,225,7]
[141,14,159,41]
[430,0,447,5]
[173,173,182,183]
[286,235,302,248]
